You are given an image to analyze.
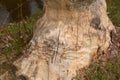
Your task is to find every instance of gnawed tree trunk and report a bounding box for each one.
[14,0,115,80]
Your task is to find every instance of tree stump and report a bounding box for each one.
[14,0,115,80]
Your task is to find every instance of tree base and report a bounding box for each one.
[14,0,115,80]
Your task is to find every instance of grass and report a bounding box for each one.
[107,0,120,26]
[85,58,120,80]
[74,56,120,80]
[0,9,42,58]
[0,21,32,58]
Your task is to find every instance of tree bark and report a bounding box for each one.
[14,0,115,80]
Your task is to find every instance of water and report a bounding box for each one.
[0,6,11,27]
[29,0,39,15]
[0,0,43,26]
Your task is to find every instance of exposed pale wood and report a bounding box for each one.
[14,0,115,80]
